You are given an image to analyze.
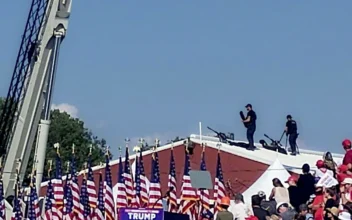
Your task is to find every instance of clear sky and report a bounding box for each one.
[1,1,351,157]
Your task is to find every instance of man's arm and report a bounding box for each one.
[243,116,251,123]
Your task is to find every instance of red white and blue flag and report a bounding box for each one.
[52,152,64,219]
[93,173,104,220]
[198,148,211,215]
[167,148,177,212]
[148,151,163,209]
[116,155,128,209]
[70,154,84,220]
[87,157,98,211]
[123,147,138,207]
[135,150,148,207]
[214,152,226,212]
[28,174,40,220]
[179,149,198,219]
[80,178,91,219]
[104,154,115,220]
[11,175,22,220]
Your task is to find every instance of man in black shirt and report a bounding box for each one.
[252,195,270,220]
[285,114,298,155]
[242,104,257,151]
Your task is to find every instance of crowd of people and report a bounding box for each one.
[210,139,352,220]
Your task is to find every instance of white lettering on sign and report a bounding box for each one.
[127,212,157,219]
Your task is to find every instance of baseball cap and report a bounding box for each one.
[342,178,352,185]
[285,176,297,183]
[245,104,252,108]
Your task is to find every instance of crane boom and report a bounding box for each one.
[1,0,72,197]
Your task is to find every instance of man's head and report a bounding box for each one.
[245,104,252,111]
[341,178,352,191]
[251,194,262,207]
[220,196,231,210]
[299,204,309,216]
[342,139,352,151]
[302,163,310,173]
[258,191,266,200]
[286,114,292,121]
[234,193,244,204]
[276,202,289,214]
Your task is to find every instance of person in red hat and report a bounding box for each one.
[342,139,352,169]
[315,159,334,179]
[285,176,300,212]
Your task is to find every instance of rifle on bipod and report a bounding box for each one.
[262,133,288,155]
[264,133,283,147]
[207,127,228,143]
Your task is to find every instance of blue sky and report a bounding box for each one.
[1,1,352,156]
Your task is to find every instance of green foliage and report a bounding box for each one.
[38,109,108,179]
[0,96,109,180]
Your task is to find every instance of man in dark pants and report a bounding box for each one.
[243,104,257,151]
[285,114,298,155]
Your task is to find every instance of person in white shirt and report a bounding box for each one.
[228,193,252,220]
[315,160,334,179]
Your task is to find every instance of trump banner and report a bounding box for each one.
[118,208,164,220]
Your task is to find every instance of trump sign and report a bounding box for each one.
[118,208,164,220]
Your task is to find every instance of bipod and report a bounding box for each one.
[296,133,300,154]
[279,131,285,143]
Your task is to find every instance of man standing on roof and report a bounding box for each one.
[284,115,298,155]
[242,104,257,151]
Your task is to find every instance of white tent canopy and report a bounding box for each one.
[242,158,291,205]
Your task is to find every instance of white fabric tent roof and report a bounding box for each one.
[242,158,291,205]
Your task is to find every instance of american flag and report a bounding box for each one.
[179,150,198,219]
[43,180,54,220]
[123,147,138,207]
[167,148,177,212]
[87,157,98,210]
[52,152,64,219]
[0,179,5,220]
[214,152,226,212]
[93,173,104,220]
[63,176,74,220]
[148,151,163,209]
[116,155,128,209]
[104,154,115,220]
[198,148,210,215]
[80,178,91,219]
[28,174,40,220]
[138,150,148,206]
[70,155,84,220]
[11,175,22,220]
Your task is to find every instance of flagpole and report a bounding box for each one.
[199,122,202,143]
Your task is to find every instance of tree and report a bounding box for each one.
[0,97,108,181]
[36,109,108,180]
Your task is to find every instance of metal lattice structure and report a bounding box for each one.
[0,0,49,158]
[0,0,71,202]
